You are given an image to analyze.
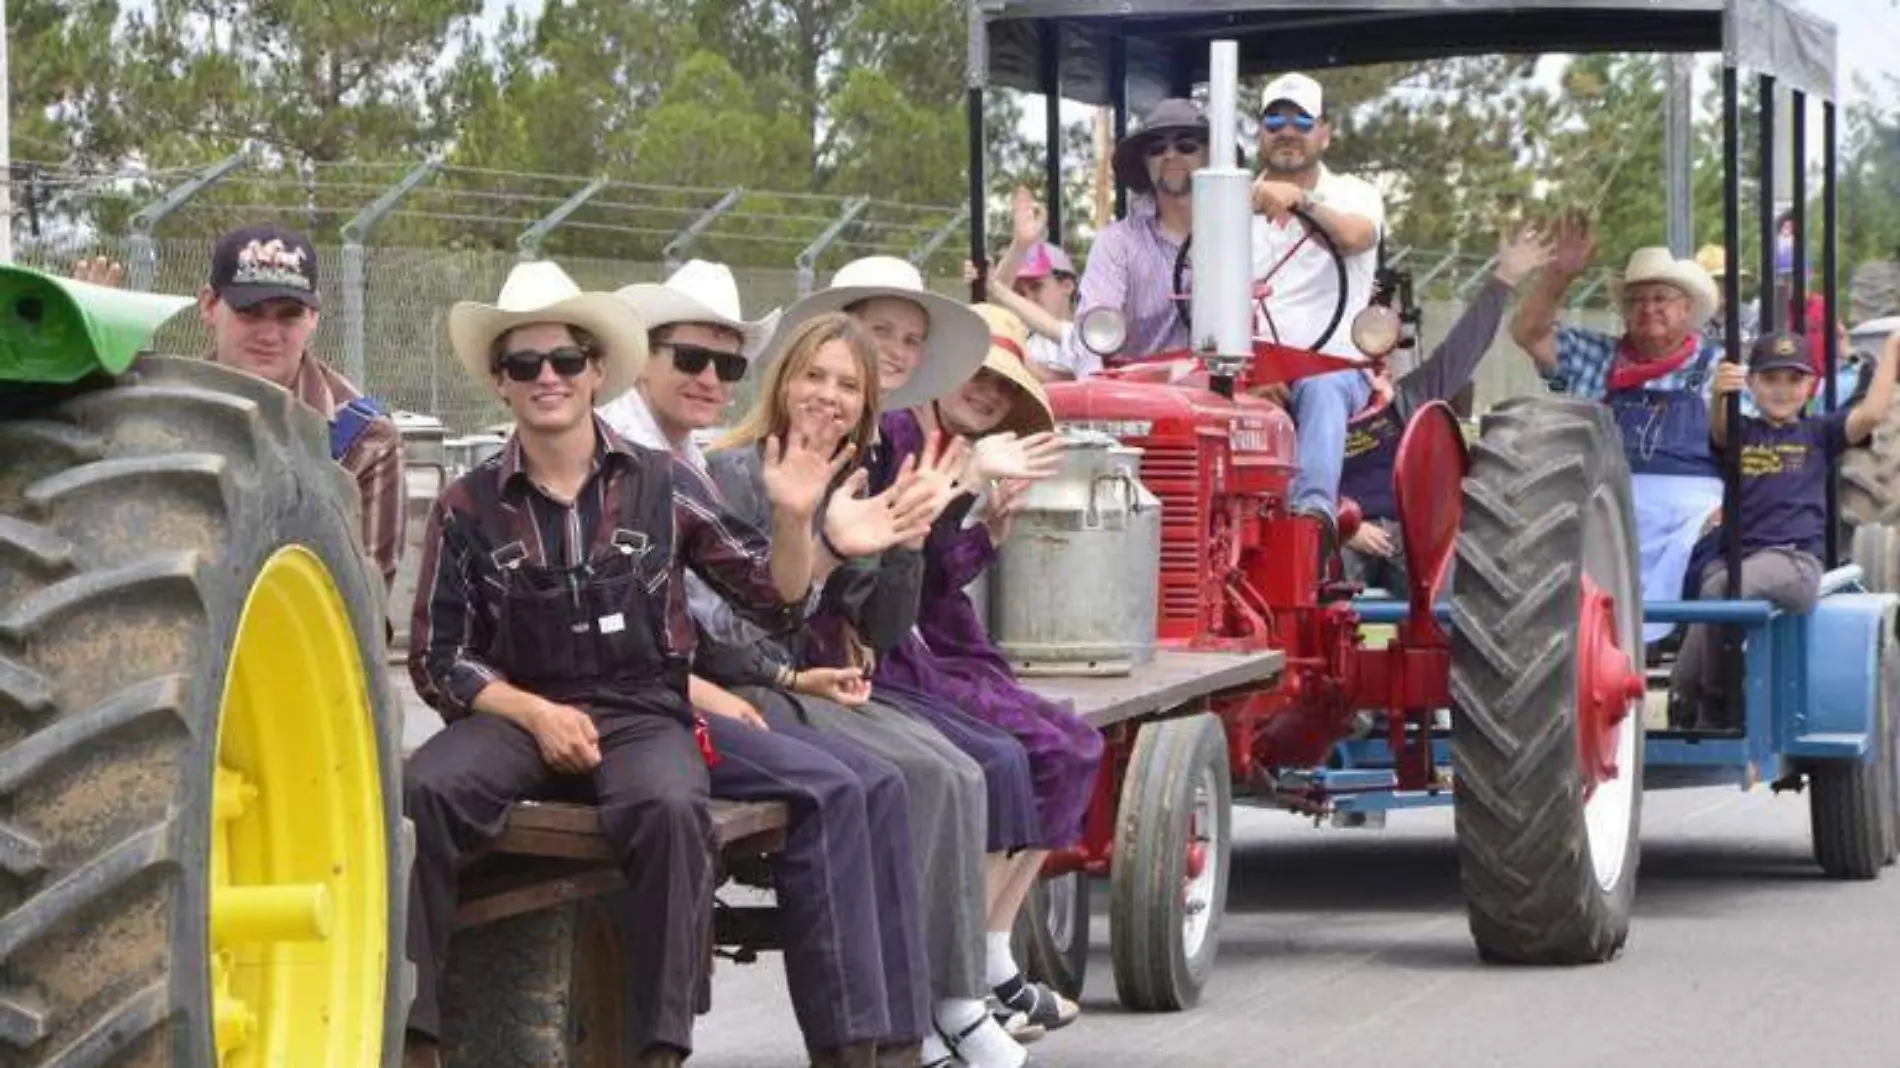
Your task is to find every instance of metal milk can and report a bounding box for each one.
[1108,443,1162,665]
[990,430,1153,676]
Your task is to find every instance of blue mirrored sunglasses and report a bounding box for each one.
[1261,113,1317,134]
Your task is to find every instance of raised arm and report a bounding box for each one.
[1510,214,1595,376]
[1845,332,1900,445]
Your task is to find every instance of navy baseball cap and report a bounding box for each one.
[210,224,321,310]
[1748,331,1812,375]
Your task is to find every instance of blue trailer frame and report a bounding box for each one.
[1310,571,1896,815]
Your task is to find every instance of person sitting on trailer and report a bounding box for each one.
[603,259,1005,1068]
[1063,97,1208,366]
[1340,223,1550,593]
[400,261,920,1068]
[973,185,1094,381]
[1509,216,1723,644]
[1670,329,1900,730]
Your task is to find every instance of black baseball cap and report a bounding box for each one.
[210,224,321,310]
[1748,331,1813,375]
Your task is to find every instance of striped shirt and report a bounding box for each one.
[1063,197,1192,366]
[406,417,800,720]
[286,355,406,588]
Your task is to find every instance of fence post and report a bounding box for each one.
[518,178,610,262]
[796,196,871,297]
[909,206,971,271]
[1412,248,1462,294]
[338,158,440,386]
[125,147,252,291]
[663,187,744,274]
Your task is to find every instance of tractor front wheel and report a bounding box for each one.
[442,897,634,1067]
[1107,712,1231,1011]
[1808,619,1900,878]
[1450,396,1646,965]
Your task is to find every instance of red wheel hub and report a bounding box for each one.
[1576,576,1646,794]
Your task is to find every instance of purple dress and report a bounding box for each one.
[872,411,1106,850]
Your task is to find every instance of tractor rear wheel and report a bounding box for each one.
[1012,870,1091,1001]
[1851,523,1899,596]
[0,356,411,1066]
[1808,619,1900,878]
[1450,395,1647,965]
[1108,713,1230,1011]
[442,897,633,1067]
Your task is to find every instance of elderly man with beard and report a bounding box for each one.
[1248,72,1387,553]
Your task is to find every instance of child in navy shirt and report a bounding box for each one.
[1672,329,1899,729]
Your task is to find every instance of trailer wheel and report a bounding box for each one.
[1011,871,1090,1001]
[0,356,410,1066]
[1808,622,1900,878]
[442,898,631,1067]
[1450,396,1647,965]
[1108,712,1230,1011]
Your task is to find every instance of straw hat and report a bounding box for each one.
[968,302,1055,437]
[448,261,649,400]
[770,255,990,410]
[614,258,782,360]
[1693,243,1754,285]
[1617,247,1719,328]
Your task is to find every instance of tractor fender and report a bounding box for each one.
[1788,592,1900,761]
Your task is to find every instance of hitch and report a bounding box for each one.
[1769,772,1807,795]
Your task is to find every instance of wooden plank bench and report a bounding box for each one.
[418,646,1284,929]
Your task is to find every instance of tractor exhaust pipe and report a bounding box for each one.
[1192,40,1253,396]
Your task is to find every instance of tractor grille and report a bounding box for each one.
[1137,440,1206,631]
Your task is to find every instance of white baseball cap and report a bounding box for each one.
[1260,72,1323,118]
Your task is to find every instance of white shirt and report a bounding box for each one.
[1027,324,1101,380]
[1250,165,1386,358]
[597,388,707,471]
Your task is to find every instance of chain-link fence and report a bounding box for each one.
[7,157,1626,431]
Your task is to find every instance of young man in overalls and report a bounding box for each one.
[401,262,923,1068]
[1510,219,1724,644]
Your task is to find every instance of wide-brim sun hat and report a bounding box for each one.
[614,258,782,361]
[1616,247,1719,329]
[967,302,1056,437]
[768,255,990,411]
[1111,97,1214,197]
[449,260,650,401]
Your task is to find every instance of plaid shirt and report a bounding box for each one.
[1544,325,1723,401]
[407,417,800,720]
[1064,197,1191,366]
[286,354,406,588]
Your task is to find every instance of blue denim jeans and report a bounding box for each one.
[1291,368,1374,516]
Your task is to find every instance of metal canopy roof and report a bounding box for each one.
[978,0,1837,113]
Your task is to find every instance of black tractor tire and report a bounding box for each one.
[1108,712,1231,1012]
[1842,409,1900,529]
[1808,616,1900,878]
[1450,395,1646,965]
[442,896,635,1068]
[1011,870,1091,1002]
[0,356,411,1065]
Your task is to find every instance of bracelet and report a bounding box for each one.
[819,525,848,560]
[789,668,802,692]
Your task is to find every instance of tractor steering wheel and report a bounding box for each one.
[1171,204,1351,354]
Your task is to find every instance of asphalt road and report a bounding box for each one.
[688,787,1900,1068]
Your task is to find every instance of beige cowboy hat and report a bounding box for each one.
[770,255,990,411]
[968,303,1055,437]
[615,258,782,360]
[1693,243,1754,285]
[449,261,649,400]
[1616,247,1719,329]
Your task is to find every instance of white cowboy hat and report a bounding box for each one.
[1619,247,1719,329]
[769,255,990,410]
[449,261,649,402]
[614,259,782,360]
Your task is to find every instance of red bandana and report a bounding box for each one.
[1606,334,1699,393]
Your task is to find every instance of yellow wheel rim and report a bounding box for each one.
[210,546,388,1066]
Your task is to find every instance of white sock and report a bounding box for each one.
[984,932,1020,988]
[944,1013,1028,1068]
[921,1031,953,1066]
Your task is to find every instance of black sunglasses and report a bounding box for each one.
[1261,113,1317,134]
[1144,135,1205,158]
[497,345,594,382]
[666,342,748,383]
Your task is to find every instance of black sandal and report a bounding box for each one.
[992,974,1079,1031]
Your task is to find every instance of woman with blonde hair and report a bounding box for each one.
[696,310,1038,1068]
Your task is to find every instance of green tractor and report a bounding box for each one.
[0,267,412,1067]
